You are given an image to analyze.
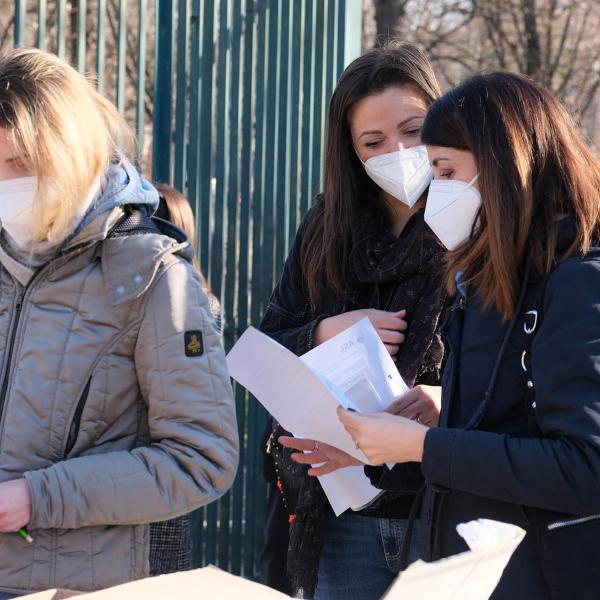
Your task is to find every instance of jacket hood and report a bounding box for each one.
[71,155,159,242]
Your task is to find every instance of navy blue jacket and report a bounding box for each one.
[368,246,600,597]
[421,248,600,598]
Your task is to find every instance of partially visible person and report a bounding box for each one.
[260,40,446,600]
[325,73,600,599]
[0,48,238,598]
[148,182,222,576]
[154,182,221,326]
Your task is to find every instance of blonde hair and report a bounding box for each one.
[0,48,135,244]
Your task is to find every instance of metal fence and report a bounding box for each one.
[4,0,362,579]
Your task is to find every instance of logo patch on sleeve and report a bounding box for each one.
[184,331,204,357]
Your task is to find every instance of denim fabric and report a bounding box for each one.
[314,511,421,600]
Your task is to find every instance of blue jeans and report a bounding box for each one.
[315,511,421,600]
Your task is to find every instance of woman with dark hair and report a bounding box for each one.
[260,41,447,599]
[334,72,600,598]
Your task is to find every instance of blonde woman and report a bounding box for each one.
[0,48,238,598]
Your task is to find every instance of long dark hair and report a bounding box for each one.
[421,72,600,319]
[300,40,441,308]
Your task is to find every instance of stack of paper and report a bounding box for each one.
[383,520,526,599]
[226,318,408,514]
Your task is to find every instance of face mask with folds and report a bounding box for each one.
[424,174,481,251]
[0,176,43,249]
[362,145,433,208]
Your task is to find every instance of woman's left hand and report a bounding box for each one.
[0,479,32,532]
[337,406,428,465]
[279,436,364,476]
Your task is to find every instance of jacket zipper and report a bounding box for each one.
[383,284,398,311]
[547,514,600,531]
[64,378,92,458]
[0,293,24,421]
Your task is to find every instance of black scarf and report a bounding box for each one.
[288,210,447,597]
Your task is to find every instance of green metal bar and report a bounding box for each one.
[14,0,26,47]
[274,0,290,269]
[247,0,268,577]
[230,0,255,577]
[37,0,47,49]
[96,0,107,92]
[299,0,315,215]
[262,0,278,293]
[198,0,216,283]
[186,0,202,230]
[217,0,241,571]
[116,0,127,113]
[212,0,230,303]
[344,0,363,67]
[288,0,303,239]
[173,0,190,191]
[76,0,88,72]
[200,0,219,565]
[136,0,148,165]
[57,0,67,58]
[311,0,325,196]
[151,0,175,182]
[219,0,246,569]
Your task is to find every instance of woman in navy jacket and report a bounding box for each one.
[291,72,600,599]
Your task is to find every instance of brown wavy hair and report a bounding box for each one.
[421,72,600,319]
[155,182,208,290]
[300,40,441,308]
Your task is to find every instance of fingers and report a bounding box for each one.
[308,463,343,477]
[384,343,400,356]
[290,451,327,465]
[385,389,421,415]
[379,329,406,345]
[278,436,318,452]
[368,309,408,332]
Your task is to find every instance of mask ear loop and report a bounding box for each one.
[467,173,480,187]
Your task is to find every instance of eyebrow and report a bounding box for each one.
[358,115,425,140]
[5,156,22,163]
[431,157,451,167]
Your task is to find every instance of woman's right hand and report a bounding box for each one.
[279,436,363,476]
[315,308,407,356]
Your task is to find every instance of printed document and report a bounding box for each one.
[226,318,409,515]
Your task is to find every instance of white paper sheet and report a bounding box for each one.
[226,319,409,514]
[226,326,370,462]
[383,520,525,600]
[301,317,409,412]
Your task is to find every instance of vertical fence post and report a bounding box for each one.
[14,0,26,46]
[152,0,175,182]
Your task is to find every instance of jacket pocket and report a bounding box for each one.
[537,513,600,599]
[64,378,91,458]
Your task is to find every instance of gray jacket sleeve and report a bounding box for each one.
[25,258,239,529]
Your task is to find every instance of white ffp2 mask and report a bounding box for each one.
[424,174,481,250]
[363,145,433,208]
[0,176,43,249]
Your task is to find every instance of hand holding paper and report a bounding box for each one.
[226,318,410,514]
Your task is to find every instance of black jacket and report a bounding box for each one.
[260,205,446,595]
[400,247,600,599]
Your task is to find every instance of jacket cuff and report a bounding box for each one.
[24,468,62,529]
[421,427,460,487]
[299,314,332,354]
